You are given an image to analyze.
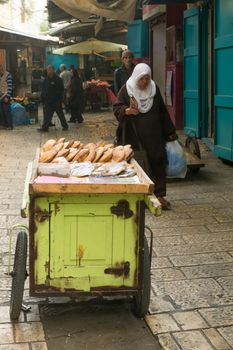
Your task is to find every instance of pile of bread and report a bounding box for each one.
[40,138,134,163]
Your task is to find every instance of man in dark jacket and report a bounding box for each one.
[38,65,68,132]
[0,64,13,130]
[114,50,135,94]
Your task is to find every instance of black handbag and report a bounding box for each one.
[122,119,151,177]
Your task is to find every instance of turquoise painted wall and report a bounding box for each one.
[46,51,79,70]
[127,20,149,58]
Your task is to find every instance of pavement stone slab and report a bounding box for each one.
[207,223,233,232]
[182,231,233,244]
[145,314,180,334]
[173,311,208,330]
[203,328,231,350]
[149,292,175,314]
[0,345,29,350]
[181,263,233,279]
[158,334,180,350]
[0,323,14,344]
[150,226,209,237]
[14,322,45,343]
[155,241,233,257]
[216,276,233,294]
[218,326,233,347]
[151,257,173,269]
[31,343,48,350]
[153,278,228,310]
[153,235,186,246]
[151,268,185,281]
[0,307,24,323]
[199,306,233,327]
[173,330,214,350]
[170,252,233,267]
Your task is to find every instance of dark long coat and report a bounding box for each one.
[113,85,176,196]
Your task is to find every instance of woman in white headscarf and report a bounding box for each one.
[113,63,177,210]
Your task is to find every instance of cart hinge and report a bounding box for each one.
[110,200,133,219]
[35,209,51,223]
[104,261,130,277]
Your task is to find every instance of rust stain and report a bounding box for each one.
[44,261,49,275]
[111,200,134,219]
[78,244,86,267]
[34,207,50,223]
[54,203,60,216]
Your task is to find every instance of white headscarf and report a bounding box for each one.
[126,63,156,113]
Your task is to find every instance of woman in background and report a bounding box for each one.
[67,68,84,124]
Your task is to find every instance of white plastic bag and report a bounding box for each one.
[166,140,187,178]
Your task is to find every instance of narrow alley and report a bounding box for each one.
[0,110,232,350]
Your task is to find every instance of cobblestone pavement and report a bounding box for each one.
[0,109,232,349]
[145,140,233,349]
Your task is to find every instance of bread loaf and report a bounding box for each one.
[57,148,70,158]
[57,137,66,144]
[66,149,79,162]
[42,139,57,152]
[124,147,134,161]
[84,148,96,162]
[103,143,114,151]
[72,141,81,148]
[93,147,104,162]
[52,143,64,153]
[40,149,58,163]
[99,149,113,162]
[112,149,125,162]
[73,149,89,162]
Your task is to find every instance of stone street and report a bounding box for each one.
[0,109,233,350]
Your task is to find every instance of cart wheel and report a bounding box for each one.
[185,136,201,174]
[10,231,28,320]
[133,237,151,318]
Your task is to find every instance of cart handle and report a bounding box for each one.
[7,224,29,275]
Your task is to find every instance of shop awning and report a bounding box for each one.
[53,38,127,55]
[0,26,58,48]
[51,0,137,21]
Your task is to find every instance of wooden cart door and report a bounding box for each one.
[49,202,137,292]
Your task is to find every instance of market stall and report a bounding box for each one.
[9,138,161,320]
[85,79,116,111]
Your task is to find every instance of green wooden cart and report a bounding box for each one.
[9,155,161,320]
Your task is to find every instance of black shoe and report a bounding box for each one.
[62,126,69,131]
[68,120,76,123]
[37,128,48,132]
[78,120,84,124]
[49,122,55,127]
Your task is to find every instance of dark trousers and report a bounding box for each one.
[70,103,84,123]
[0,100,13,128]
[42,101,68,130]
[150,160,167,197]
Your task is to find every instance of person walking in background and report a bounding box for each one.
[38,65,68,132]
[0,64,13,130]
[113,63,177,210]
[114,50,135,95]
[66,67,84,124]
[59,64,71,113]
